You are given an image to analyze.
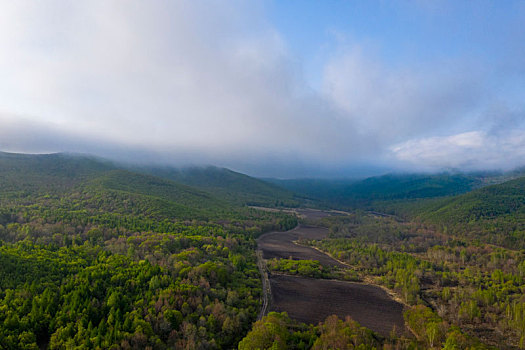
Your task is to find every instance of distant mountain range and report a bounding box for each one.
[2,151,523,212]
[0,151,298,211]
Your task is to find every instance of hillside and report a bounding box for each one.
[142,166,299,207]
[0,151,299,233]
[271,173,481,209]
[2,151,524,348]
[266,178,357,204]
[368,175,525,249]
[0,152,115,194]
[0,152,298,349]
[340,173,480,201]
[0,152,232,219]
[88,169,232,218]
[0,152,298,210]
[413,176,525,248]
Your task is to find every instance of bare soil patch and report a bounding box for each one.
[270,274,408,337]
[258,225,345,268]
[258,223,408,337]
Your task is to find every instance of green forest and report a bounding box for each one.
[1,152,524,349]
[0,153,297,349]
[309,213,525,348]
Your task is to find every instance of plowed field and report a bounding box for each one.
[258,225,345,267]
[270,274,407,336]
[258,220,408,337]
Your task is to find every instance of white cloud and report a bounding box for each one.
[0,0,361,166]
[391,129,525,171]
[0,1,524,176]
[321,46,486,143]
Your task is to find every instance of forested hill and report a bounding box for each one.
[140,166,299,207]
[87,169,229,218]
[0,152,227,219]
[0,152,115,194]
[410,176,525,248]
[340,173,480,201]
[271,173,481,208]
[0,151,298,349]
[271,170,524,249]
[0,152,296,208]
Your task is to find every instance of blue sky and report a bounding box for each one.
[0,1,524,177]
[269,1,525,88]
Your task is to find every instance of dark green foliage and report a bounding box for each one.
[0,152,114,197]
[141,166,299,207]
[91,169,225,207]
[266,178,359,204]
[378,176,525,249]
[271,173,480,209]
[341,173,479,201]
[418,177,525,244]
[412,175,525,220]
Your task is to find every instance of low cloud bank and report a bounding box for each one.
[0,1,524,176]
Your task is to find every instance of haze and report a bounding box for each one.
[1,1,524,177]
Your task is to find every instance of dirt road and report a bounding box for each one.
[256,250,270,321]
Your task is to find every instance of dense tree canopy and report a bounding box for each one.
[0,153,297,349]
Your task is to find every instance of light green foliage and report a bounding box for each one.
[239,313,380,350]
[238,312,291,350]
[388,176,525,249]
[312,315,379,350]
[0,152,299,349]
[267,258,358,281]
[310,213,518,348]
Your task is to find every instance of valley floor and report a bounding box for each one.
[257,217,408,337]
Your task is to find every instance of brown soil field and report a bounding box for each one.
[258,222,408,337]
[270,274,408,337]
[257,225,345,268]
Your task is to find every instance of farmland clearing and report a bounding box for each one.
[256,211,408,336]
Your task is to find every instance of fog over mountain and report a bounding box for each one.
[1,1,524,177]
